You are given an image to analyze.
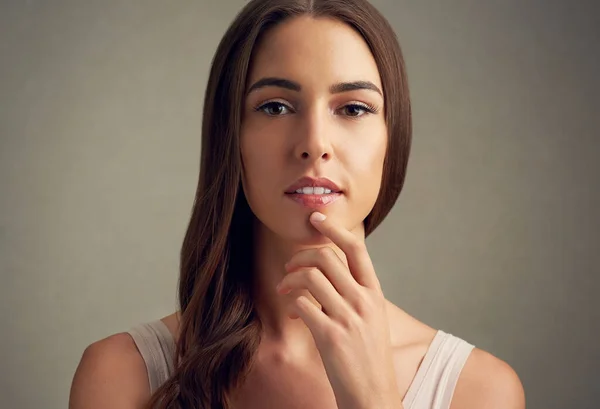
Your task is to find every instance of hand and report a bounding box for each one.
[276,212,404,409]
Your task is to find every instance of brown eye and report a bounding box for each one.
[256,101,292,116]
[340,103,376,117]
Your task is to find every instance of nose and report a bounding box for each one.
[293,110,333,163]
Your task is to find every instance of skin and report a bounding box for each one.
[240,14,387,354]
[69,16,526,409]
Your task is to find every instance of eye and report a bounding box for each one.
[255,101,294,116]
[339,103,378,118]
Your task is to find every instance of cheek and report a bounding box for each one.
[346,129,387,178]
[343,126,387,219]
[240,131,284,204]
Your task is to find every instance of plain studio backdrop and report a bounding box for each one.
[1,1,599,408]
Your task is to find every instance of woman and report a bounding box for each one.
[69,0,525,408]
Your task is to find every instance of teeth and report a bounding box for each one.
[295,187,333,195]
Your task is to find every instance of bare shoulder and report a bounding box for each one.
[69,332,150,409]
[450,347,525,409]
[383,300,524,408]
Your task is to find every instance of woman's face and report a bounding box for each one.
[240,16,387,244]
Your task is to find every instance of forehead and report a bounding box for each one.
[246,16,382,91]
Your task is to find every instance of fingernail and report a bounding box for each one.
[311,212,326,222]
[276,284,290,295]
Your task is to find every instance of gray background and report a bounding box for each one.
[1,1,599,408]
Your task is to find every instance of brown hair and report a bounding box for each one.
[147,0,411,407]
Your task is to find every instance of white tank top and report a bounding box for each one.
[128,320,474,409]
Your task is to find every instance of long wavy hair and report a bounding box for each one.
[147,0,412,407]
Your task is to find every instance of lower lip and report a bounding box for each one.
[285,192,343,208]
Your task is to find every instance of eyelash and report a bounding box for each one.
[254,101,379,118]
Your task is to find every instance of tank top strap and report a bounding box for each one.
[402,330,475,409]
[127,320,176,393]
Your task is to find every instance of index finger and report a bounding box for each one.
[309,212,380,290]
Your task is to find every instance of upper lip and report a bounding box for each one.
[285,176,342,194]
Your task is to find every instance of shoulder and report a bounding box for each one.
[69,332,150,409]
[160,311,181,342]
[450,347,525,409]
[383,301,525,408]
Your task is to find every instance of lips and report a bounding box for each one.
[284,176,342,194]
[285,192,343,208]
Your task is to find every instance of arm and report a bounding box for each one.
[451,348,526,409]
[69,333,151,409]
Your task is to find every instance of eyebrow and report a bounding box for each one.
[246,77,383,96]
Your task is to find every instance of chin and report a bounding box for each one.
[286,224,334,246]
[245,193,370,246]
[272,210,361,246]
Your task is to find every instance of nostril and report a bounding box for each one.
[300,152,329,159]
